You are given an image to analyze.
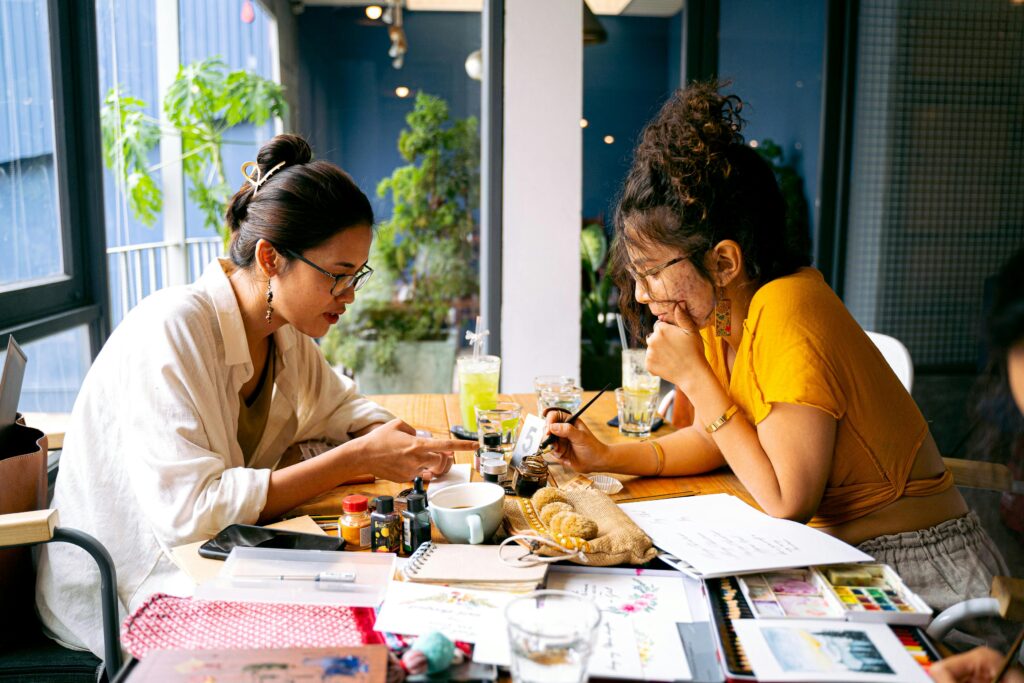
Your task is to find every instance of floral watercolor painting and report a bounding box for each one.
[608,578,660,616]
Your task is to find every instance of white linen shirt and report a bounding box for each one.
[35,259,394,658]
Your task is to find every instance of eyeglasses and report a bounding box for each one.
[629,256,687,289]
[281,248,373,296]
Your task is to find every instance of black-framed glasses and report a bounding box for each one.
[281,248,373,296]
[629,256,687,288]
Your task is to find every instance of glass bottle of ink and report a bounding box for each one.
[476,432,502,473]
[371,495,400,553]
[401,494,431,555]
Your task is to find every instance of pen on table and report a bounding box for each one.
[232,571,356,583]
[537,382,612,452]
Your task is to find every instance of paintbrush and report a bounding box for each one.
[991,624,1024,683]
[536,382,612,452]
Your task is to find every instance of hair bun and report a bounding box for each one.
[257,134,313,172]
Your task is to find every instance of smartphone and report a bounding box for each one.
[197,523,344,560]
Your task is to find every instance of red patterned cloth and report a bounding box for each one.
[121,593,384,659]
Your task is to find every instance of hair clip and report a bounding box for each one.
[241,160,287,196]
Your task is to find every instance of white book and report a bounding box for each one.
[621,494,872,578]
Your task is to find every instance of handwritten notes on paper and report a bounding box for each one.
[373,581,515,644]
[621,494,872,578]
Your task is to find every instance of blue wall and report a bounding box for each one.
[582,16,674,222]
[297,8,482,218]
[717,0,826,244]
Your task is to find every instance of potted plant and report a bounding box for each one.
[580,221,621,390]
[321,92,479,394]
[100,57,287,246]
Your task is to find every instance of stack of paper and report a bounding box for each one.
[621,494,872,578]
[401,542,546,592]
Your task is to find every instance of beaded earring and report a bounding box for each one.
[714,294,731,337]
[265,279,274,323]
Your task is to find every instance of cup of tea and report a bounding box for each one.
[429,482,505,544]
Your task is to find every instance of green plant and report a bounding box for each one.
[756,138,811,253]
[322,92,479,375]
[100,57,287,245]
[581,221,613,358]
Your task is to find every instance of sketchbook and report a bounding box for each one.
[621,494,872,578]
[400,542,546,589]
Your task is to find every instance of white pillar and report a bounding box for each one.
[155,0,187,286]
[501,0,582,392]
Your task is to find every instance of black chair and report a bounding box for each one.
[0,417,122,682]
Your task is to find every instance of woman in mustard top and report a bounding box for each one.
[546,82,1007,614]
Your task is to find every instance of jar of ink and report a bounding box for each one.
[480,457,508,484]
[371,495,401,553]
[513,453,549,497]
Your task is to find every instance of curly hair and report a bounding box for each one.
[611,80,811,342]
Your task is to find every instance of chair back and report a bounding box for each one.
[0,415,48,642]
[866,331,915,393]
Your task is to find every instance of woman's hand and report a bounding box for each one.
[645,305,711,391]
[352,418,474,482]
[543,410,612,473]
[928,646,1023,683]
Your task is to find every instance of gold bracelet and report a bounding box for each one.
[648,440,666,476]
[705,404,739,434]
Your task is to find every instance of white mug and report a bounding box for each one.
[429,482,505,544]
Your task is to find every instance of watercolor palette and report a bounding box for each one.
[736,564,931,626]
[819,564,932,626]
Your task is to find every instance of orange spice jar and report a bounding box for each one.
[340,494,371,549]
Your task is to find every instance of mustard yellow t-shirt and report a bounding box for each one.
[701,268,952,527]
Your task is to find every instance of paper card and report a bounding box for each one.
[546,569,693,681]
[621,494,872,577]
[731,619,931,683]
[425,463,471,497]
[373,581,515,644]
[510,413,547,468]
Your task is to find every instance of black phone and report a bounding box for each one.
[606,415,665,432]
[197,523,344,560]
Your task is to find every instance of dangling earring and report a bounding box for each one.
[265,279,274,323]
[714,292,731,337]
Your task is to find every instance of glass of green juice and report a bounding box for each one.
[457,354,501,432]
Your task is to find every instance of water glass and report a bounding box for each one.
[538,384,583,416]
[615,387,659,438]
[457,355,501,432]
[621,348,660,393]
[505,590,601,683]
[532,375,577,413]
[475,401,523,456]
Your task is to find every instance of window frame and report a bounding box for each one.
[0,0,109,356]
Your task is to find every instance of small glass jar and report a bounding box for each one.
[513,453,549,497]
[339,494,371,549]
[481,457,508,484]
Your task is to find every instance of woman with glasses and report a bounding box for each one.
[545,82,1006,624]
[36,134,476,660]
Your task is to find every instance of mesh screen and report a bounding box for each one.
[843,0,1024,367]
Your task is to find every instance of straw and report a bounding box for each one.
[616,313,629,351]
[465,315,488,361]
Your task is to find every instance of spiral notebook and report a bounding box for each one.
[401,542,547,589]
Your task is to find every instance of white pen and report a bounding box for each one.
[232,571,357,583]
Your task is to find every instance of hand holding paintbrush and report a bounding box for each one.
[540,383,612,471]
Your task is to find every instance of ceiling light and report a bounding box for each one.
[580,118,589,128]
[395,86,411,98]
[465,49,482,81]
[749,139,759,148]
[603,135,614,144]
[366,5,383,20]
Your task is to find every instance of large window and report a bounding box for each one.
[0,0,108,412]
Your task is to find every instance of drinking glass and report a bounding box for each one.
[457,355,500,432]
[538,384,583,416]
[621,348,660,393]
[615,387,659,438]
[505,590,601,683]
[532,375,577,414]
[475,401,523,457]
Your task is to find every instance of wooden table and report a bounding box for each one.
[289,391,750,518]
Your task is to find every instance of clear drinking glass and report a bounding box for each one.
[615,387,659,438]
[457,355,501,432]
[538,384,583,416]
[621,348,660,393]
[505,590,601,683]
[475,402,523,456]
[532,375,577,414]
